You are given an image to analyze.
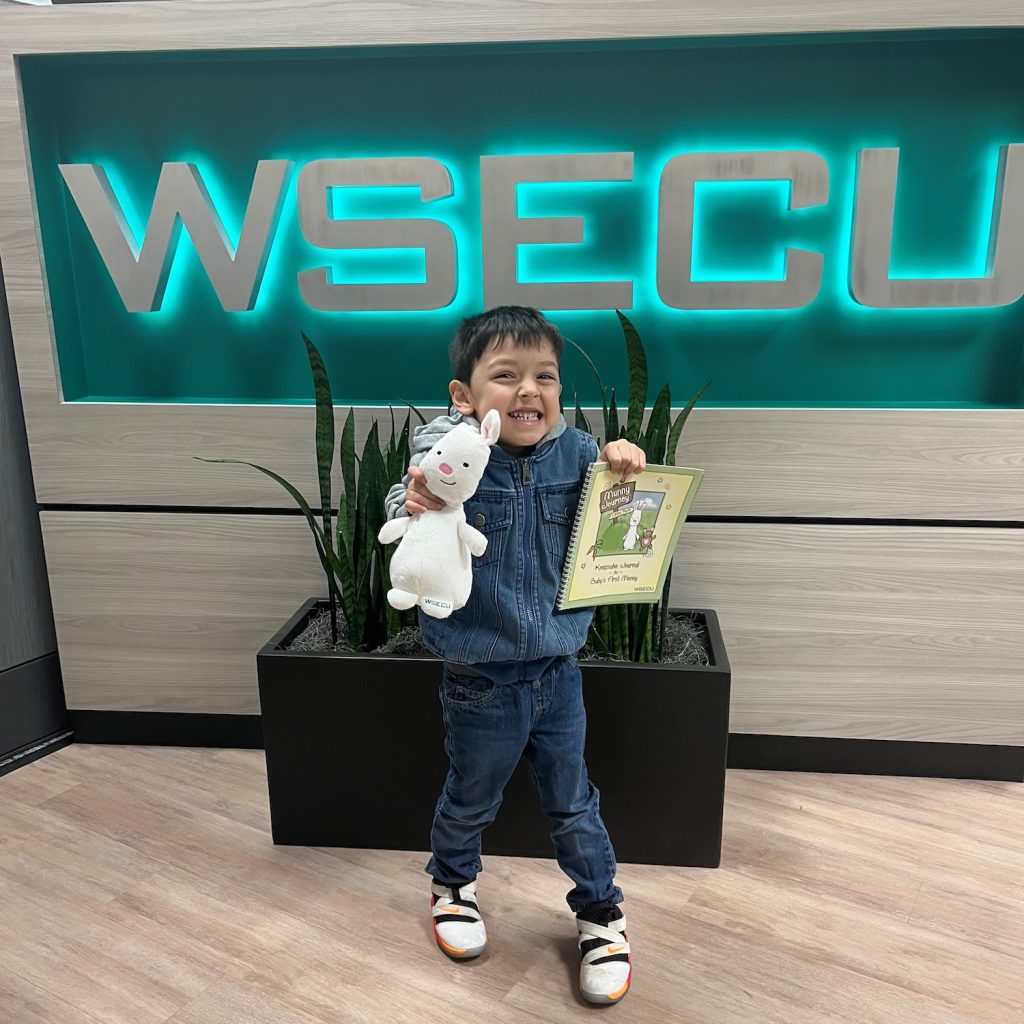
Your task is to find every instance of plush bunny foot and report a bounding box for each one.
[387,588,419,610]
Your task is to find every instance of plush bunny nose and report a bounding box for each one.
[439,463,454,475]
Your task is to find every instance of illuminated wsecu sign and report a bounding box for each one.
[58,147,1024,313]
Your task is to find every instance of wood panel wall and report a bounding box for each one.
[2,0,1022,749]
[37,512,1024,745]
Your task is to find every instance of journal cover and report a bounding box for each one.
[556,462,704,610]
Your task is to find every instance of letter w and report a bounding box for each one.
[58,161,292,312]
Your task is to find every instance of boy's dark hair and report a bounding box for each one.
[449,306,564,382]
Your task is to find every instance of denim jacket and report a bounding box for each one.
[385,410,598,682]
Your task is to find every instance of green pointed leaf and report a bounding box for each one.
[396,398,428,427]
[666,379,711,466]
[364,454,387,548]
[374,540,389,648]
[643,384,671,462]
[383,545,402,638]
[602,387,626,444]
[390,414,412,482]
[566,337,607,396]
[574,393,592,434]
[400,411,412,461]
[630,604,652,662]
[566,337,608,436]
[351,550,377,650]
[336,505,349,560]
[618,605,630,657]
[357,423,387,575]
[194,456,340,588]
[616,310,648,444]
[606,388,620,445]
[301,332,335,548]
[339,408,357,559]
[611,604,628,658]
[333,535,362,646]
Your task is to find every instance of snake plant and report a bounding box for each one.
[571,310,710,662]
[199,316,704,662]
[196,332,419,649]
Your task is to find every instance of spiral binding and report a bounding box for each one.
[557,462,599,610]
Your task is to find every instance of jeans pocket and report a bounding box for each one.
[442,670,498,708]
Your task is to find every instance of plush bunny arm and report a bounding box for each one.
[457,520,488,557]
[378,517,410,544]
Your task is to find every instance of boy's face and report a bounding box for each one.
[449,337,562,455]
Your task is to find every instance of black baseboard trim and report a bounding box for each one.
[728,733,1023,782]
[65,711,1022,782]
[0,653,70,763]
[35,504,1024,531]
[70,710,264,749]
[0,729,75,779]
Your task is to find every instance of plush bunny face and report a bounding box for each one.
[418,410,501,504]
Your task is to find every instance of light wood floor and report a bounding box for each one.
[1,745,1021,1024]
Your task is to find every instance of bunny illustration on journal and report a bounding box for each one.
[621,499,650,552]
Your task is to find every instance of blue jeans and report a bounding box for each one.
[426,655,623,912]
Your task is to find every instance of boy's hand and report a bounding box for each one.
[600,439,646,482]
[404,465,445,515]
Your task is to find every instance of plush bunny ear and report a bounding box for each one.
[480,409,501,446]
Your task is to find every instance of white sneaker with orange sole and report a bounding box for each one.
[576,909,632,1004]
[430,880,487,959]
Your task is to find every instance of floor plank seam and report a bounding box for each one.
[904,879,924,923]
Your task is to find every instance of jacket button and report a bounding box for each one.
[474,513,486,526]
[564,506,570,516]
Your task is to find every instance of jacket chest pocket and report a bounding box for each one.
[539,483,581,564]
[463,491,512,568]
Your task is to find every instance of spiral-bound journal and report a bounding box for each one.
[556,462,704,610]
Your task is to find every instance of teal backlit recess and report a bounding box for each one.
[18,30,1024,407]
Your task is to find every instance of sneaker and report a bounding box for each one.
[576,903,632,1004]
[430,879,487,959]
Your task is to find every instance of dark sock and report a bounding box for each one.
[575,900,623,926]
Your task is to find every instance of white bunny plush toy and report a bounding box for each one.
[377,409,501,618]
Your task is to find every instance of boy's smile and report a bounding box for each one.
[450,338,562,455]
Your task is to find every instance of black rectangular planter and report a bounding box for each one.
[257,600,731,868]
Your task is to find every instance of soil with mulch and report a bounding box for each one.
[287,606,710,665]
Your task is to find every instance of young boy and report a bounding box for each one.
[383,306,645,1004]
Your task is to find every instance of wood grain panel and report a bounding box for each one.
[2,6,1024,521]
[2,1,1022,55]
[39,511,1024,745]
[12,400,1024,519]
[41,512,325,715]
